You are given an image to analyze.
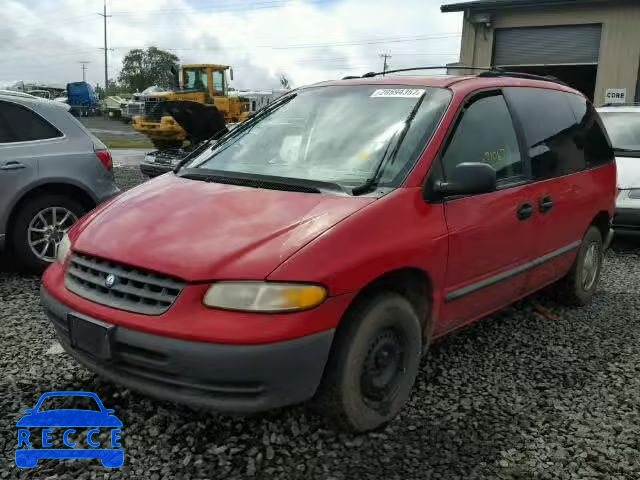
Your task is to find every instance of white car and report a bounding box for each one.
[598,105,640,236]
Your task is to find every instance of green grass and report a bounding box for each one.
[101,137,154,149]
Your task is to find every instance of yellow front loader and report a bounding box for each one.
[132,64,250,149]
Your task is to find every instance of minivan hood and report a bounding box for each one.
[616,155,640,189]
[73,174,374,281]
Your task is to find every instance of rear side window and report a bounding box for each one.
[440,93,523,183]
[564,93,614,167]
[504,87,585,180]
[0,100,62,143]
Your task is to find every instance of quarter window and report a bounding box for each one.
[441,93,523,183]
[0,101,62,143]
[565,93,614,167]
[504,87,585,180]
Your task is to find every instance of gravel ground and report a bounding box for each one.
[1,166,639,479]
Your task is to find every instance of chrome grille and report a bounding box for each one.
[123,102,143,116]
[65,253,185,315]
[144,97,163,121]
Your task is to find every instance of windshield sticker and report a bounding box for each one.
[370,89,425,98]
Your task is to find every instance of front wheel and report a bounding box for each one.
[316,292,423,432]
[554,226,604,306]
[10,194,86,272]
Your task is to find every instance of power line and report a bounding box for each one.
[111,0,328,16]
[109,33,461,53]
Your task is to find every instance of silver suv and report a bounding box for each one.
[0,93,119,271]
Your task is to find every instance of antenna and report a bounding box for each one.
[78,61,91,82]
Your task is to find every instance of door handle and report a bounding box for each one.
[517,202,534,221]
[539,196,554,213]
[0,162,26,171]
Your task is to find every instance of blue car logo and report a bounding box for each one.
[15,391,124,468]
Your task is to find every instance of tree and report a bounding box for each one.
[95,79,125,98]
[118,47,180,93]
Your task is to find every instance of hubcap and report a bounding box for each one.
[361,329,405,403]
[581,242,600,291]
[28,207,78,262]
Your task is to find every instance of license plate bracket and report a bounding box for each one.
[68,314,114,361]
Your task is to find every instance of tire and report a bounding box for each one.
[10,194,86,273]
[316,292,423,432]
[554,226,604,306]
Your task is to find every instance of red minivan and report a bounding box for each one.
[41,72,616,432]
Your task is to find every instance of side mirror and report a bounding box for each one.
[436,162,497,197]
[229,68,234,81]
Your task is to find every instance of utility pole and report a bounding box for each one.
[98,0,112,95]
[379,53,392,75]
[79,61,91,82]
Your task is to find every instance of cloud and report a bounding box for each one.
[1,0,462,90]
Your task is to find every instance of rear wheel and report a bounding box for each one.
[316,292,423,432]
[10,194,86,272]
[554,226,604,306]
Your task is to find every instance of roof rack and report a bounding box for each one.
[341,65,570,87]
[348,66,495,80]
[477,70,569,87]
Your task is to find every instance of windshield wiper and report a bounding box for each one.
[175,91,299,173]
[351,92,428,196]
[178,168,350,195]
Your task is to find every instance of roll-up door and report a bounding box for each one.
[493,24,602,66]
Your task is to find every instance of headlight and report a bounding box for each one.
[629,189,640,199]
[56,233,72,264]
[203,282,327,312]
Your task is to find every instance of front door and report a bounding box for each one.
[437,91,536,333]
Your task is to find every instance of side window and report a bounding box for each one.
[504,87,585,180]
[441,93,523,183]
[565,93,614,168]
[213,71,224,95]
[0,101,62,143]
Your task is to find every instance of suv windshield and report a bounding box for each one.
[185,85,451,190]
[599,111,640,153]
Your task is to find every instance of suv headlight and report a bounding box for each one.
[629,189,640,199]
[56,233,72,264]
[203,282,327,312]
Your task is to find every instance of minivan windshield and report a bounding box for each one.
[184,85,451,191]
[599,111,640,154]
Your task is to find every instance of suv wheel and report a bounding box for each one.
[316,292,422,432]
[11,194,85,272]
[555,226,604,306]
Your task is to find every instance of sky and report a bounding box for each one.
[1,0,463,91]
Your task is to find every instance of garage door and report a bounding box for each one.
[493,24,602,66]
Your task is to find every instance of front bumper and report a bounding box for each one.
[613,207,640,236]
[41,287,334,412]
[132,117,186,140]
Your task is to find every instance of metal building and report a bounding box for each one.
[441,0,640,105]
